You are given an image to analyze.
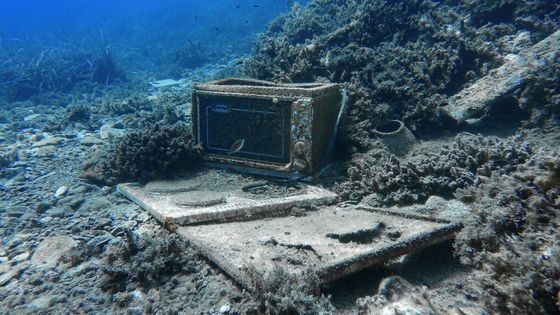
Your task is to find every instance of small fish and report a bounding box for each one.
[253,4,259,7]
[236,4,241,8]
[213,26,221,32]
[228,138,245,155]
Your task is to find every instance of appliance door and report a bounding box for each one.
[197,94,292,164]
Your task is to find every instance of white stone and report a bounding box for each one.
[23,114,41,122]
[11,251,30,263]
[150,79,181,88]
[219,304,231,314]
[55,186,68,198]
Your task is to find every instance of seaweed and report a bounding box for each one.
[171,40,214,70]
[101,232,196,292]
[82,123,201,185]
[247,266,334,315]
[0,36,123,101]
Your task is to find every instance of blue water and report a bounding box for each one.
[0,0,307,79]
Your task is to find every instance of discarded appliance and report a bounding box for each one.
[192,78,344,179]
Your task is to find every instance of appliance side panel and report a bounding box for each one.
[311,90,342,169]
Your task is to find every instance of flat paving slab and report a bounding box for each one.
[117,180,337,225]
[176,206,461,290]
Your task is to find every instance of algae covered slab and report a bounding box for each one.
[442,30,560,123]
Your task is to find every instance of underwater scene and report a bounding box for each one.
[1,0,559,314]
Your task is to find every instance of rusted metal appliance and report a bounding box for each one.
[192,78,342,178]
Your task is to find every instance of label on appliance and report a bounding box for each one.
[211,104,231,113]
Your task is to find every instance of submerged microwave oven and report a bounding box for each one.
[192,78,342,179]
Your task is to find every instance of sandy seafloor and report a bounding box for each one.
[1,1,560,314]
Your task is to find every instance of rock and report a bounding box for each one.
[425,196,470,221]
[11,251,30,264]
[219,304,231,314]
[0,262,29,286]
[29,295,53,310]
[100,124,125,140]
[54,185,68,198]
[78,135,101,146]
[87,235,112,253]
[29,275,44,286]
[29,134,42,142]
[58,195,85,210]
[4,172,26,188]
[23,114,41,122]
[32,136,64,148]
[35,201,53,214]
[380,295,438,315]
[126,307,143,315]
[30,145,58,157]
[30,236,77,270]
[46,208,67,218]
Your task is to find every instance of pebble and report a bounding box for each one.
[40,217,53,224]
[135,212,150,223]
[70,184,95,195]
[54,186,68,198]
[35,202,52,214]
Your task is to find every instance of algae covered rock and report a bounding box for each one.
[454,148,560,314]
[336,132,532,206]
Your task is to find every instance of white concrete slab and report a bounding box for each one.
[176,207,461,290]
